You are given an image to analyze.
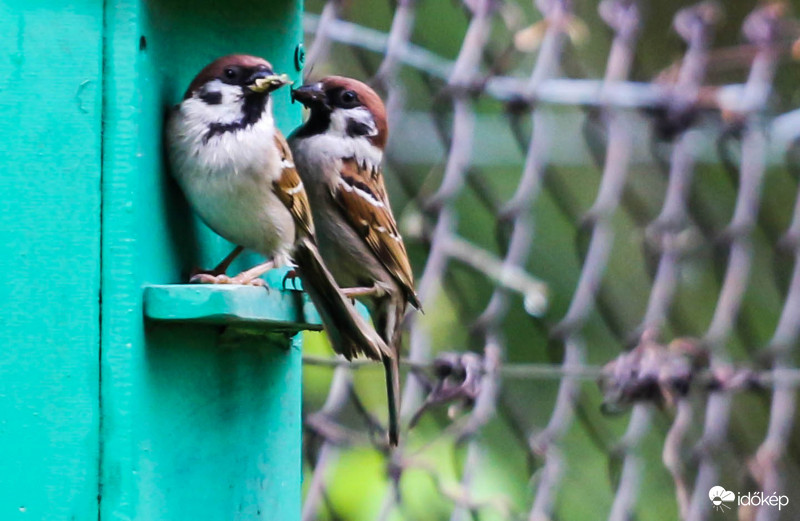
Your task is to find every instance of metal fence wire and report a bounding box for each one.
[297,1,800,520]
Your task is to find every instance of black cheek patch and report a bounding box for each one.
[200,89,222,105]
[346,118,373,137]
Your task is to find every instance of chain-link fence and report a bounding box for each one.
[297,1,800,520]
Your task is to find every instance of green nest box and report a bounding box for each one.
[0,0,306,519]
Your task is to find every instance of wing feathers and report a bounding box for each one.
[272,131,315,239]
[332,158,419,307]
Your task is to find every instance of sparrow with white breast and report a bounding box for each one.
[166,55,390,374]
[289,77,421,446]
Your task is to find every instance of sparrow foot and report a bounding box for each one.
[189,273,267,286]
[342,284,387,299]
[188,246,246,280]
[189,246,244,284]
[189,260,275,286]
[189,273,230,284]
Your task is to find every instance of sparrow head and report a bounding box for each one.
[291,76,388,149]
[179,55,291,135]
[184,54,291,101]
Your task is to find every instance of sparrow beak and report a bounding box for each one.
[291,82,329,108]
[248,72,293,94]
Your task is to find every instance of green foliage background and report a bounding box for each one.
[300,1,800,519]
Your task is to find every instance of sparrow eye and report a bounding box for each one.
[337,90,359,108]
[224,68,237,80]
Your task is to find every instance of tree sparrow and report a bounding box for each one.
[166,55,391,373]
[289,77,421,446]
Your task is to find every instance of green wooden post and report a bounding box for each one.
[2,0,307,519]
[0,1,102,519]
[102,0,306,519]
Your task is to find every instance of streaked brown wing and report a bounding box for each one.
[332,157,419,307]
[272,130,315,239]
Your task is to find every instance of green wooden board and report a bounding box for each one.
[0,1,103,519]
[143,284,322,332]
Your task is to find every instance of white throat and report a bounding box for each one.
[168,91,277,177]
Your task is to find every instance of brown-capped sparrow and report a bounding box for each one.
[289,77,421,446]
[166,55,391,375]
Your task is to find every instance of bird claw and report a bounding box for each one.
[190,273,266,286]
[241,277,267,287]
[190,273,232,284]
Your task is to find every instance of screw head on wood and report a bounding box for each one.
[294,44,305,71]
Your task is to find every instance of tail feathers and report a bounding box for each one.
[293,237,391,362]
[294,236,403,446]
[383,354,401,446]
[377,301,406,447]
